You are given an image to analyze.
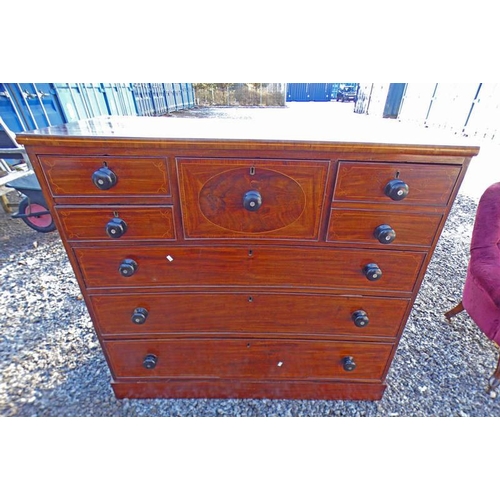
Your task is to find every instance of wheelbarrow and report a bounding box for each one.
[6,172,56,233]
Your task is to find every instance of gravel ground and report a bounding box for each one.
[1,105,499,417]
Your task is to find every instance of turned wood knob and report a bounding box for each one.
[363,263,382,281]
[384,179,409,201]
[132,307,148,324]
[92,166,117,190]
[374,224,396,244]
[343,356,356,372]
[352,310,369,327]
[106,217,127,238]
[143,354,158,370]
[119,258,137,277]
[243,190,262,211]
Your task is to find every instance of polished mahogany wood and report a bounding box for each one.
[90,292,411,338]
[56,205,175,241]
[111,379,387,400]
[105,338,393,380]
[177,157,329,240]
[38,155,170,200]
[327,209,443,247]
[15,115,479,401]
[334,162,461,206]
[74,245,425,293]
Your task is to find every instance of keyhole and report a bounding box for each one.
[396,170,400,179]
[250,166,256,176]
[248,296,253,302]
[248,249,253,257]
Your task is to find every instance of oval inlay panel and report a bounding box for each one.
[199,168,306,233]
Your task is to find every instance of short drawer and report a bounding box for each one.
[38,155,170,200]
[56,206,175,241]
[176,157,329,240]
[105,338,394,381]
[334,161,461,206]
[327,209,443,247]
[90,292,411,338]
[75,245,425,293]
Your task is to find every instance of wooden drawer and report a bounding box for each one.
[75,245,425,293]
[176,157,329,240]
[90,292,410,338]
[38,156,170,201]
[334,162,461,206]
[56,206,175,241]
[105,338,394,381]
[327,209,443,247]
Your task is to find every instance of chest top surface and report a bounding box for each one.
[15,115,481,158]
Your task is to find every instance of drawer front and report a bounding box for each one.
[327,209,443,247]
[57,206,175,241]
[90,292,410,338]
[38,156,170,199]
[177,157,329,240]
[75,245,425,292]
[334,162,461,206]
[105,338,393,381]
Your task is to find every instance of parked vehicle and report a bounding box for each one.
[336,85,358,102]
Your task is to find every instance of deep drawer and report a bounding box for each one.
[176,157,329,240]
[105,338,394,381]
[327,209,443,247]
[56,206,175,241]
[334,161,461,206]
[90,292,411,338]
[74,245,426,293]
[38,155,170,200]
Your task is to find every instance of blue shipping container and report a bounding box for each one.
[286,83,334,102]
[383,83,407,118]
[1,83,196,132]
[1,83,65,132]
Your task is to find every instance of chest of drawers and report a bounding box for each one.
[17,116,479,400]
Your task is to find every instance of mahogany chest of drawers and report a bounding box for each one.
[17,116,479,400]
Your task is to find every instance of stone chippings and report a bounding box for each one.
[1,193,499,417]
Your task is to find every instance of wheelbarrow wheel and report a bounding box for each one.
[18,197,56,233]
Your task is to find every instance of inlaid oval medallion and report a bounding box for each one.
[199,167,306,233]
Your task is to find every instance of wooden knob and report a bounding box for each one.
[352,310,369,327]
[342,356,356,372]
[92,166,117,190]
[243,190,262,211]
[374,224,396,244]
[384,179,409,201]
[119,258,137,277]
[132,307,148,324]
[106,217,127,238]
[363,263,382,281]
[143,354,157,370]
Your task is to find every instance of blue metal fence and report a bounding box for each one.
[0,83,195,132]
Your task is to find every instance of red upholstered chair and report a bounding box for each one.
[445,181,500,391]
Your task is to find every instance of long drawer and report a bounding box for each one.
[56,206,176,241]
[75,245,426,292]
[105,338,394,381]
[90,292,411,338]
